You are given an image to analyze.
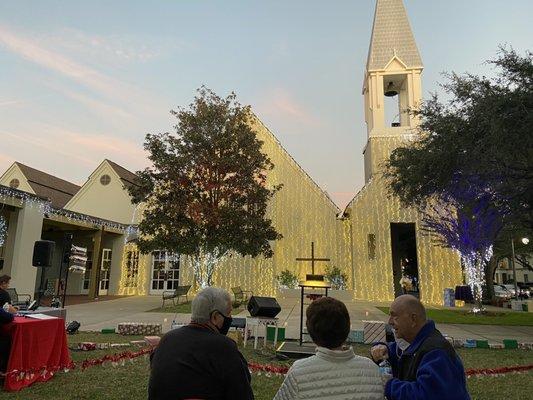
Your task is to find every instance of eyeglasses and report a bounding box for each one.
[211,309,230,318]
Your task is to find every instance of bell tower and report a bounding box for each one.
[362,0,423,182]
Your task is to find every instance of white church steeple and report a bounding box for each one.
[362,0,424,181]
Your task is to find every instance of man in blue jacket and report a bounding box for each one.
[371,295,470,400]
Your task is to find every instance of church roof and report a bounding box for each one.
[366,0,423,71]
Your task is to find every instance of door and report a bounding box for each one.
[80,250,93,295]
[99,248,112,295]
[149,251,180,295]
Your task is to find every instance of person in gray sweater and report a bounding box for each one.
[274,297,384,400]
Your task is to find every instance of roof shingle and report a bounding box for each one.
[366,0,423,71]
[15,162,80,208]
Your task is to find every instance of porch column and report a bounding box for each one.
[108,234,125,295]
[88,226,104,299]
[3,205,44,297]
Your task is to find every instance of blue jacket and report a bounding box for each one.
[384,321,470,400]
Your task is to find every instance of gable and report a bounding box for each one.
[0,163,35,194]
[248,115,348,281]
[0,162,80,208]
[64,160,136,224]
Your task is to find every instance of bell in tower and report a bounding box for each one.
[362,0,424,181]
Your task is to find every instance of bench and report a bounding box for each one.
[6,288,31,309]
[162,285,191,307]
[231,286,253,306]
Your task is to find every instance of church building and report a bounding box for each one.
[0,0,462,305]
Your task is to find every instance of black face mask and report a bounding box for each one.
[214,310,232,335]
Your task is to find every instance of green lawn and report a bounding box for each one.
[377,307,533,326]
[147,301,246,314]
[2,332,532,400]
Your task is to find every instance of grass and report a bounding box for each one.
[147,301,246,314]
[377,307,533,326]
[2,332,532,400]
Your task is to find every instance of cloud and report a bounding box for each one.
[0,153,14,172]
[0,123,149,185]
[255,88,321,128]
[0,25,166,117]
[0,99,25,107]
[43,28,190,64]
[43,81,135,122]
[0,128,97,166]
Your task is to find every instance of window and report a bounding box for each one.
[100,174,111,185]
[367,234,376,260]
[9,178,19,189]
[151,251,180,291]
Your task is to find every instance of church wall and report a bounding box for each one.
[347,136,462,305]
[175,117,350,297]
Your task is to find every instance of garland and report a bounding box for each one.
[6,348,532,381]
[465,364,533,378]
[78,347,153,370]
[248,362,289,376]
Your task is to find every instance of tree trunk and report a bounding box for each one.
[191,247,227,288]
[484,256,498,302]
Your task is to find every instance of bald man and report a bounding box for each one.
[371,295,470,400]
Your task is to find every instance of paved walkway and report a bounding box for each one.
[65,294,533,343]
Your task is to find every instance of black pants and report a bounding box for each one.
[0,336,10,372]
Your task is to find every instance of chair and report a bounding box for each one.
[161,285,191,307]
[231,286,253,306]
[6,288,32,308]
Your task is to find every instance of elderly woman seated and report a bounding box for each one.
[274,296,384,400]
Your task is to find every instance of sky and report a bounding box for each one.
[0,0,532,210]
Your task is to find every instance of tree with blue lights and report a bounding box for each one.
[386,48,533,304]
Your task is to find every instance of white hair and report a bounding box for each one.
[191,287,232,323]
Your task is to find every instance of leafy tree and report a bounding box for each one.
[385,48,533,303]
[128,87,282,288]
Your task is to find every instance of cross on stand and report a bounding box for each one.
[296,241,330,280]
[295,242,331,345]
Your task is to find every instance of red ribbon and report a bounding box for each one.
[248,362,289,375]
[7,348,531,380]
[465,364,533,377]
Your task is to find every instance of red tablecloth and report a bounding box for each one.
[0,316,72,392]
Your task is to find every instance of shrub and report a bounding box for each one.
[276,269,299,289]
[324,265,348,290]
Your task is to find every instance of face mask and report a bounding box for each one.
[215,310,233,335]
[393,330,410,351]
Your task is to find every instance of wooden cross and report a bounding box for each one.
[296,242,330,275]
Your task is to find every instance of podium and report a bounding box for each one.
[298,280,331,345]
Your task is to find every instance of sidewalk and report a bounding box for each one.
[65,295,533,343]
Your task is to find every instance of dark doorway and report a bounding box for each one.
[390,223,420,298]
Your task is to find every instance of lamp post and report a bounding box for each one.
[511,237,530,300]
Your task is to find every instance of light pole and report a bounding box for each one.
[511,237,530,300]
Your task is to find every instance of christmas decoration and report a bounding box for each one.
[466,364,533,378]
[0,214,7,247]
[0,185,135,233]
[117,322,162,336]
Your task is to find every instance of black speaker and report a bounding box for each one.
[32,240,55,267]
[247,296,281,318]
